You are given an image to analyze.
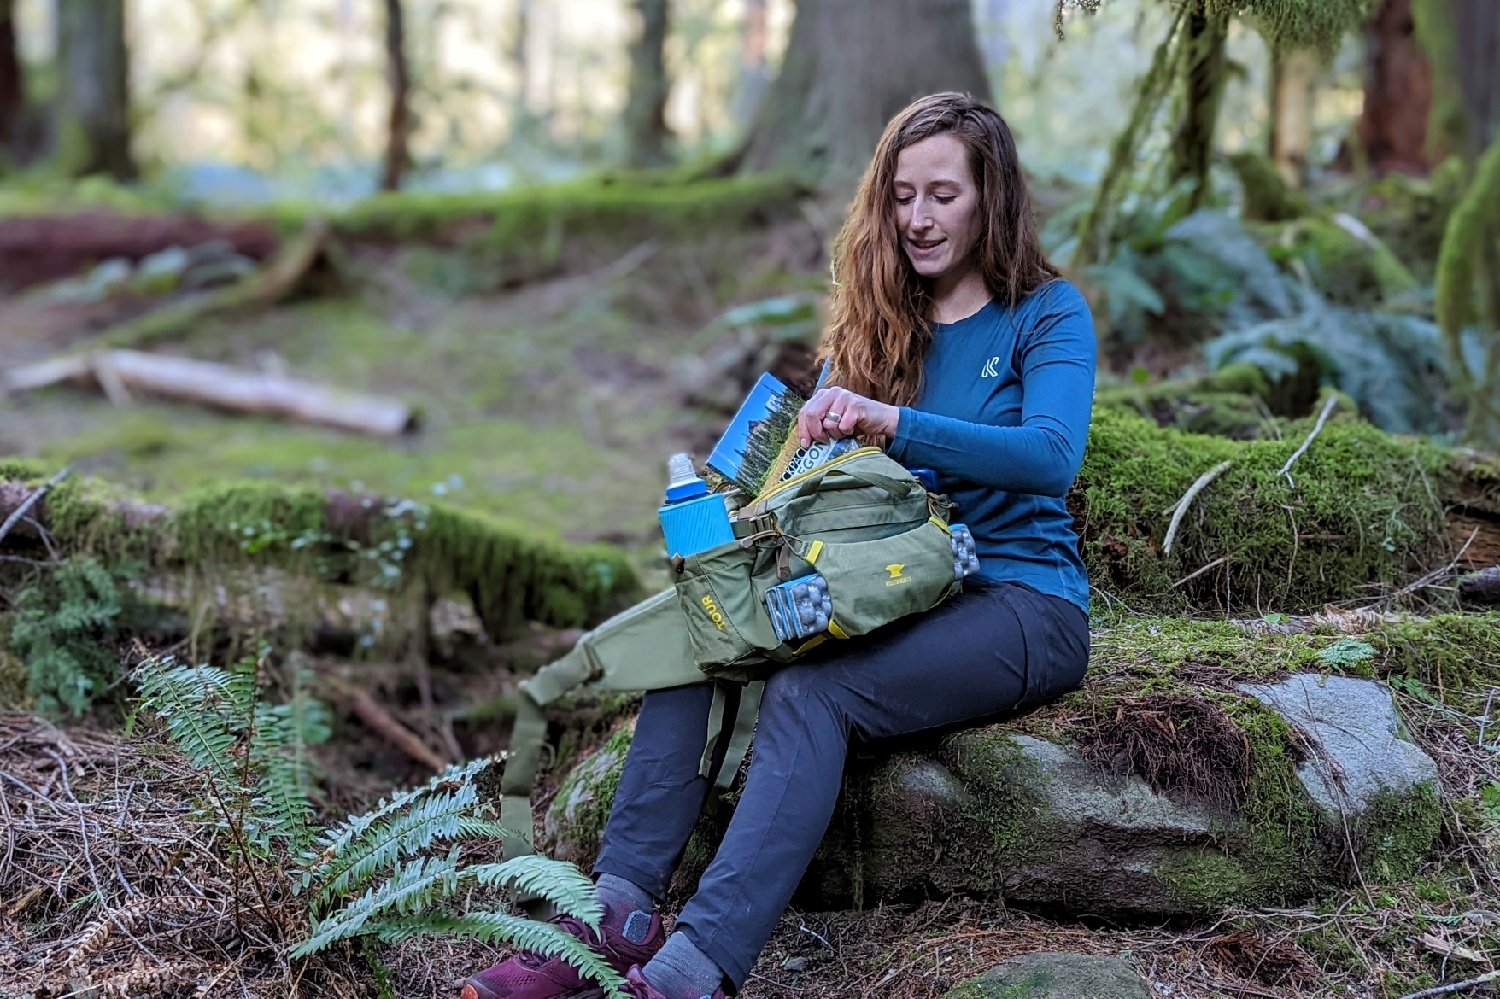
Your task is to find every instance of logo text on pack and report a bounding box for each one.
[700,594,727,630]
[884,563,911,587]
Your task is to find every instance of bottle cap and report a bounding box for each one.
[665,452,709,502]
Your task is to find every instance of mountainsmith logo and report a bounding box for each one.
[700,594,727,630]
[979,355,1001,378]
[884,563,911,587]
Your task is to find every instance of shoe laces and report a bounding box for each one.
[515,914,599,969]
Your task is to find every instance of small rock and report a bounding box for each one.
[780,956,809,972]
[943,952,1150,999]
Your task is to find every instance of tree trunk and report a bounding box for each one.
[0,0,23,164]
[1168,3,1230,213]
[734,0,770,124]
[1267,44,1318,187]
[737,0,991,189]
[508,0,535,141]
[1354,0,1434,175]
[1449,0,1500,152]
[379,0,411,191]
[622,0,672,168]
[53,0,134,180]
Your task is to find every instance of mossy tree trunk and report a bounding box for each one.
[1448,0,1500,153]
[1168,2,1230,213]
[378,0,411,192]
[736,0,990,189]
[52,0,134,180]
[1268,44,1319,187]
[1354,0,1435,176]
[622,0,672,169]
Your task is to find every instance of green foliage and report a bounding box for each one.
[1198,0,1379,53]
[133,651,618,991]
[135,651,329,851]
[1264,217,1419,308]
[1228,151,1311,222]
[10,557,128,718]
[1204,306,1460,436]
[293,764,623,994]
[1314,637,1376,669]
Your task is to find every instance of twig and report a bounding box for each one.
[324,674,449,772]
[1398,969,1500,999]
[0,467,71,548]
[1171,556,1229,589]
[1278,395,1337,486]
[1163,460,1234,556]
[1363,527,1480,611]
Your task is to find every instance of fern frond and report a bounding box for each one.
[467,857,603,929]
[372,912,627,997]
[307,785,483,904]
[298,756,499,890]
[135,660,244,788]
[291,849,465,957]
[247,702,318,850]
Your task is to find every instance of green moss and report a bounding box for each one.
[1079,405,1457,615]
[1355,783,1442,880]
[1095,377,1279,440]
[0,616,27,711]
[938,730,1056,877]
[1229,151,1311,222]
[545,722,633,860]
[1363,157,1466,282]
[1157,847,1255,913]
[1263,216,1419,306]
[1201,0,1377,54]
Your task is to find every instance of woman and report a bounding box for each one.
[463,90,1096,999]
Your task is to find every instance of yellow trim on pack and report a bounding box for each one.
[928,516,952,535]
[794,634,828,655]
[806,539,824,564]
[752,446,884,503]
[827,619,849,640]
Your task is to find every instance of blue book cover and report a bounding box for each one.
[705,372,805,495]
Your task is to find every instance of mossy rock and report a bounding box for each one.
[1261,216,1419,307]
[1229,151,1312,223]
[1095,366,1280,440]
[943,952,1150,999]
[542,720,634,864]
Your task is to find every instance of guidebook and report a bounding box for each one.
[705,372,857,496]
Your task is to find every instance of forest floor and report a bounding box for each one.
[2,209,1498,998]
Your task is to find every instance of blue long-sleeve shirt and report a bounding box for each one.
[885,279,1097,613]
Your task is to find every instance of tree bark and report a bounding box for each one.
[734,0,770,124]
[622,0,672,169]
[53,0,134,180]
[1268,44,1318,187]
[737,0,991,189]
[379,0,411,191]
[1168,3,1230,212]
[0,0,23,163]
[1354,0,1434,175]
[1449,0,1500,152]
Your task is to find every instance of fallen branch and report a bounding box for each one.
[2,349,416,437]
[323,674,449,773]
[1163,460,1234,556]
[1398,969,1500,999]
[1278,395,1338,486]
[0,467,71,549]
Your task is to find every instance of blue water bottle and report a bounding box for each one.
[659,453,735,557]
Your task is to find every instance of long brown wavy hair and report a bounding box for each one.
[819,92,1059,407]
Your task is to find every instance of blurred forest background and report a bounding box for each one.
[2,1,1500,998]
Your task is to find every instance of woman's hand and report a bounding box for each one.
[797,387,900,447]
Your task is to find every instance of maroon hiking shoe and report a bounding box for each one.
[461,907,665,999]
[619,966,727,999]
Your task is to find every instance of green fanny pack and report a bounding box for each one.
[671,446,963,681]
[497,447,965,878]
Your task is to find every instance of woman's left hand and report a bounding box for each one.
[797,387,900,447]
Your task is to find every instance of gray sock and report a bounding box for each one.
[641,931,725,999]
[595,873,656,924]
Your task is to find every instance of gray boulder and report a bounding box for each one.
[541,675,1441,916]
[943,953,1151,999]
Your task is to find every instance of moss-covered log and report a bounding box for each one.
[4,403,1497,621]
[0,461,640,641]
[1076,403,1499,612]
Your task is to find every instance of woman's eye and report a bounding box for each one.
[895,195,914,205]
[934,195,955,205]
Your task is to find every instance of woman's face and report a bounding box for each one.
[893,132,982,289]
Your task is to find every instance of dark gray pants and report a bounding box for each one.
[592,580,1089,989]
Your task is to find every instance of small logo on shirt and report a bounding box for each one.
[979,355,1001,378]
